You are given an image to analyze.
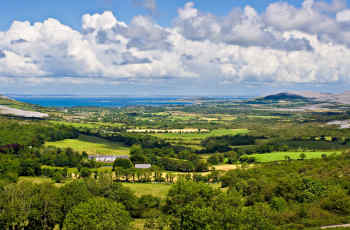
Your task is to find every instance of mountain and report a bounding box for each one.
[262,92,308,100]
[262,91,350,105]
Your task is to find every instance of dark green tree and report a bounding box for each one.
[113,158,133,170]
[63,197,131,230]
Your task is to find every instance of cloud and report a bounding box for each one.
[133,0,157,15]
[336,9,350,23]
[174,3,313,51]
[314,0,347,13]
[2,1,350,87]
[263,0,350,47]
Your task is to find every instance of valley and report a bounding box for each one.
[1,92,350,229]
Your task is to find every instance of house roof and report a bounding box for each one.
[135,164,152,169]
[88,155,129,162]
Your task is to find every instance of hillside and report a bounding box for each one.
[0,94,49,118]
[262,92,307,100]
[259,91,350,105]
[287,91,350,105]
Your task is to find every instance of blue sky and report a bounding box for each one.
[0,0,307,30]
[0,0,350,96]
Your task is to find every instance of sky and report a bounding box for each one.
[1,0,350,96]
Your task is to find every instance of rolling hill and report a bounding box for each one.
[0,94,48,118]
[261,91,350,105]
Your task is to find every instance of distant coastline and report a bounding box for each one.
[10,95,252,108]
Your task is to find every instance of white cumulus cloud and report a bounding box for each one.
[2,0,350,87]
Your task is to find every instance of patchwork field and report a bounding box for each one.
[45,134,130,155]
[50,121,123,128]
[247,115,281,119]
[168,112,237,122]
[250,151,340,163]
[151,128,249,140]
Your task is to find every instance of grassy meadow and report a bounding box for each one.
[123,183,172,199]
[151,128,249,140]
[250,151,340,163]
[45,134,130,155]
[50,121,123,128]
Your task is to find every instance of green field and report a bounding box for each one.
[123,183,171,199]
[45,135,130,155]
[50,121,123,128]
[247,115,281,119]
[18,176,54,184]
[151,129,249,140]
[123,183,222,199]
[250,151,340,163]
[41,165,79,174]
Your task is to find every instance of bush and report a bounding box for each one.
[113,159,133,170]
[239,155,256,163]
[321,187,350,215]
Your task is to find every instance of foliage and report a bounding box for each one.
[63,197,131,230]
[113,158,134,170]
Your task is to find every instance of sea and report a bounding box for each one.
[11,96,249,108]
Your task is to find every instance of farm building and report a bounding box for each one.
[135,164,152,169]
[89,155,129,163]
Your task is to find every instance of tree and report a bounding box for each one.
[79,167,91,178]
[59,180,92,218]
[63,197,131,230]
[164,181,220,216]
[102,183,138,216]
[137,195,161,218]
[53,171,64,183]
[113,158,133,170]
[130,154,149,164]
[0,182,34,230]
[19,159,41,176]
[299,153,306,160]
[26,183,64,230]
[130,144,143,155]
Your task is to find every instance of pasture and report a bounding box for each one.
[41,165,78,174]
[247,115,281,119]
[45,134,130,155]
[18,176,53,184]
[250,151,340,163]
[123,183,223,200]
[151,128,249,140]
[123,183,171,199]
[168,112,236,122]
[50,121,123,128]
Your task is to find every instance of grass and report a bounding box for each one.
[247,115,281,119]
[45,134,130,155]
[123,183,171,199]
[123,183,223,200]
[168,112,236,122]
[0,98,43,111]
[151,129,249,140]
[41,165,78,174]
[18,176,72,187]
[132,219,146,230]
[50,121,123,128]
[18,176,54,184]
[213,164,241,171]
[250,151,340,163]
